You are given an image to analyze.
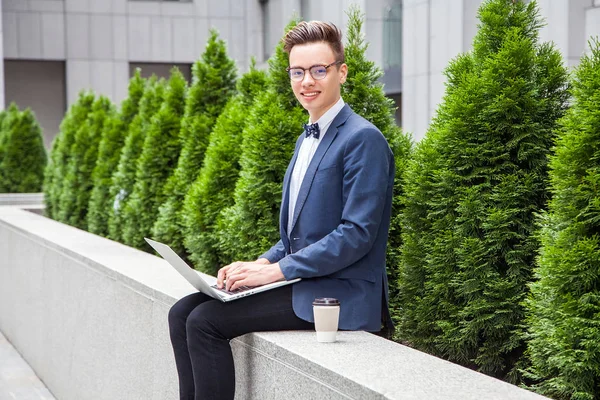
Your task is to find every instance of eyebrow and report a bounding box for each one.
[288,63,331,69]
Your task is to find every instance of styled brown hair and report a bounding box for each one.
[283,21,345,63]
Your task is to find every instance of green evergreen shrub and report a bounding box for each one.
[87,70,145,237]
[0,104,19,191]
[396,0,569,382]
[107,77,166,242]
[216,21,306,262]
[342,7,413,314]
[0,107,9,162]
[525,39,600,400]
[0,105,47,193]
[182,60,267,274]
[153,31,237,256]
[44,92,96,219]
[121,69,187,251]
[58,96,114,229]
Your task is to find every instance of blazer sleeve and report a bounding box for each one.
[278,127,393,280]
[259,239,286,263]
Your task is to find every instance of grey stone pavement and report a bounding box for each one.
[0,331,56,400]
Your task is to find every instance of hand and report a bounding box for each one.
[216,258,272,288]
[218,262,285,291]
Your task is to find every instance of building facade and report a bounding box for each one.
[0,0,402,147]
[403,0,600,141]
[3,0,598,146]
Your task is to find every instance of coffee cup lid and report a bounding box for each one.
[313,298,340,306]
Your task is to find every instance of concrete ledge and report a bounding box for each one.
[0,207,548,400]
[0,193,44,206]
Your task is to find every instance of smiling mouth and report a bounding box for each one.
[302,91,320,98]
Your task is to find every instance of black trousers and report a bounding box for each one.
[168,285,314,400]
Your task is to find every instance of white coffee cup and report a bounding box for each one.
[312,298,340,343]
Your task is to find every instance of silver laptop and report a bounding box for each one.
[145,238,300,302]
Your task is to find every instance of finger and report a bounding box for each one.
[217,267,226,288]
[225,272,239,291]
[227,269,248,291]
[218,262,241,288]
[230,277,247,291]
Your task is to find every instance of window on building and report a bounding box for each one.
[381,0,402,117]
[300,0,312,21]
[3,60,66,149]
[383,1,402,71]
[260,0,271,62]
[381,1,403,126]
[129,62,193,83]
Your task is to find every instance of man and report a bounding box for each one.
[168,21,395,400]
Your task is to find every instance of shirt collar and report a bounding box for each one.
[309,97,345,131]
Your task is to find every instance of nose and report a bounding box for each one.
[301,71,315,86]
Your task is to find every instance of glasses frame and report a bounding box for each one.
[286,61,342,82]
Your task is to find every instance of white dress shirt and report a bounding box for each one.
[287,97,345,235]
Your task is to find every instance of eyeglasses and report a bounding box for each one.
[286,61,342,82]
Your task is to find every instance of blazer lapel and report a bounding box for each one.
[280,136,304,246]
[289,105,353,234]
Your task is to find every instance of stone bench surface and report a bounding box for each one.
[0,207,548,400]
[0,193,44,206]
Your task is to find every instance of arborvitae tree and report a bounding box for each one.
[87,70,145,237]
[342,7,413,315]
[0,106,47,193]
[525,39,600,400]
[182,60,267,274]
[57,96,115,229]
[107,77,165,242]
[153,31,237,256]
[0,107,9,162]
[396,0,569,382]
[0,104,19,191]
[121,69,187,251]
[44,92,95,219]
[216,21,306,262]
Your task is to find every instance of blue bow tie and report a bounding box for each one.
[303,123,320,139]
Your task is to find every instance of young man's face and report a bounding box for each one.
[288,41,347,121]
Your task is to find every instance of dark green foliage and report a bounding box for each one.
[121,69,187,251]
[107,77,166,242]
[342,7,413,315]
[0,104,20,188]
[0,107,10,163]
[44,92,96,219]
[57,96,115,229]
[217,20,306,261]
[153,31,237,256]
[0,105,47,193]
[182,61,268,274]
[525,39,600,400]
[88,70,145,236]
[396,0,569,382]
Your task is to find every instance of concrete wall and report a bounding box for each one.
[0,193,44,206]
[0,206,551,400]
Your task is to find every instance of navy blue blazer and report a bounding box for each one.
[260,104,395,332]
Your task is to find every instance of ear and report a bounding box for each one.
[339,63,348,84]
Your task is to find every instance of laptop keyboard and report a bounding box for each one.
[210,284,252,296]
